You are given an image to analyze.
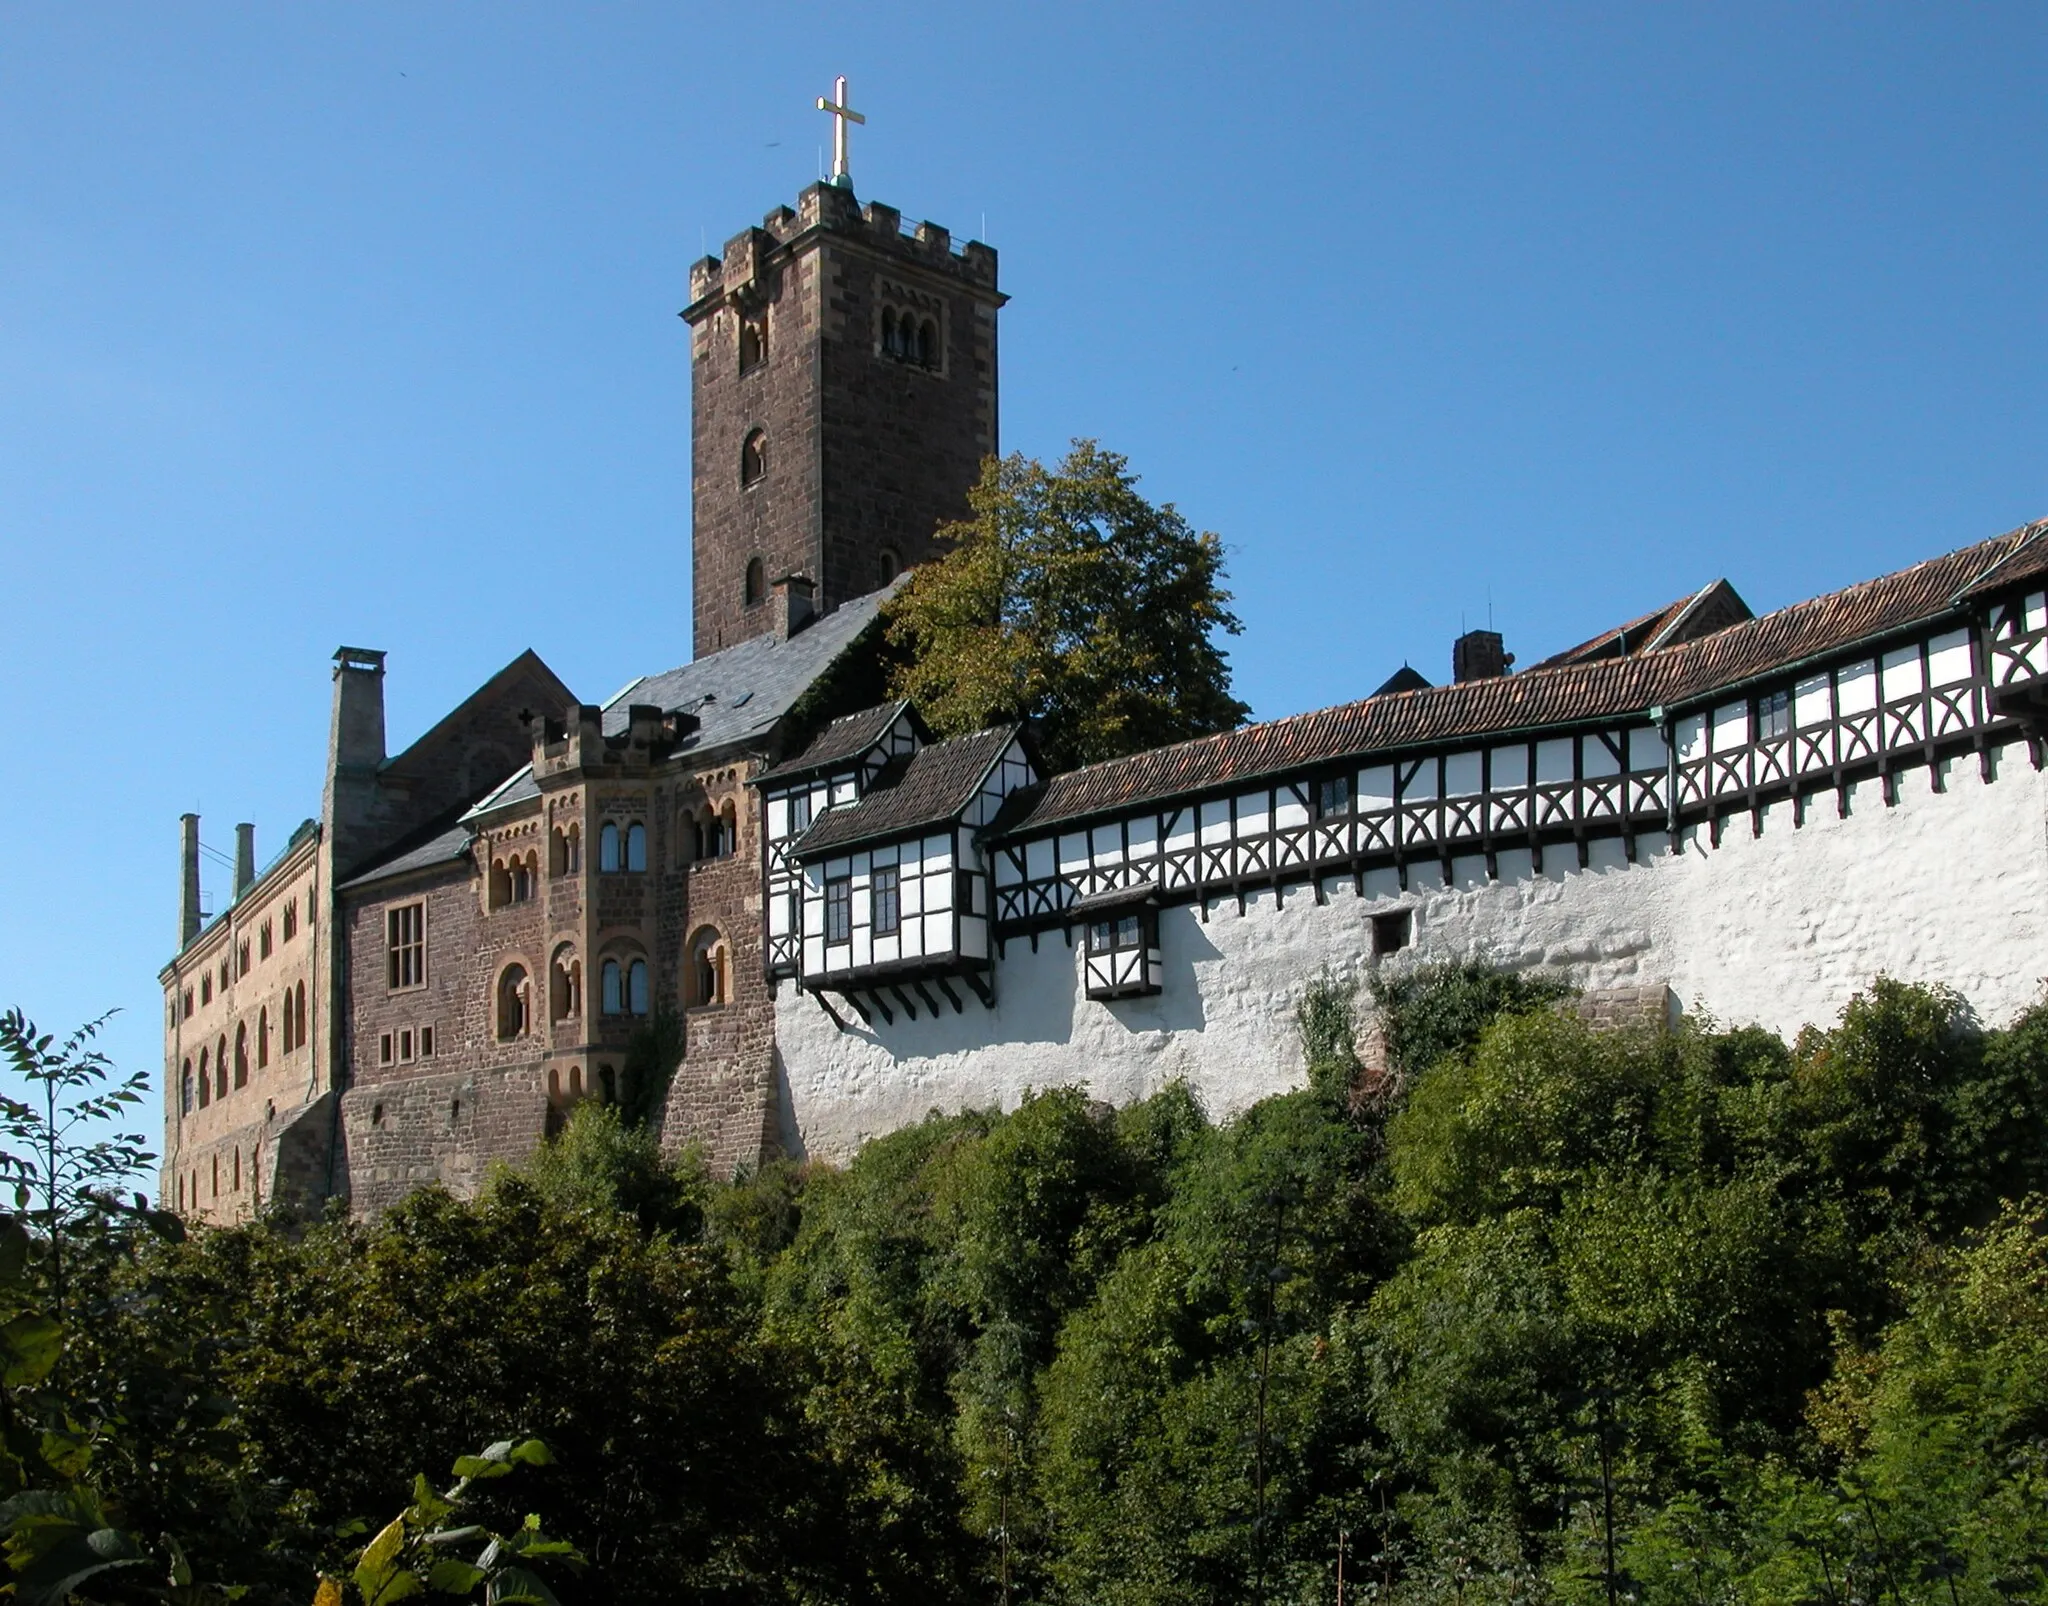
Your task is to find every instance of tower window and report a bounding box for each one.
[626,823,647,872]
[738,315,766,373]
[740,429,767,487]
[744,556,767,606]
[879,304,941,371]
[877,548,902,586]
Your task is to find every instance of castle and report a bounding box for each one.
[160,148,2048,1222]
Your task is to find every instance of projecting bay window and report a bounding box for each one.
[387,902,426,990]
[825,876,852,945]
[1082,903,1162,1001]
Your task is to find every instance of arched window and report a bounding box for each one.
[718,802,737,858]
[181,1060,194,1115]
[489,858,511,908]
[744,556,766,607]
[625,823,647,872]
[257,1007,269,1069]
[197,1049,211,1108]
[740,429,767,487]
[601,959,623,1016]
[628,959,650,1016]
[687,927,728,1009]
[215,1036,228,1100]
[550,946,581,1022]
[550,824,581,877]
[569,1065,584,1098]
[496,965,531,1041]
[881,306,899,356]
[738,315,766,372]
[878,547,902,585]
[234,1024,249,1089]
[916,318,936,367]
[548,1067,560,1101]
[599,823,621,872]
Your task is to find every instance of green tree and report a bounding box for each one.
[883,440,1249,769]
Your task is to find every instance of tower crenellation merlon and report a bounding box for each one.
[685,182,998,314]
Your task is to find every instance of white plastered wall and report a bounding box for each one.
[775,742,2048,1162]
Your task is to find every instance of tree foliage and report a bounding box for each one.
[6,969,2048,1604]
[883,441,1249,769]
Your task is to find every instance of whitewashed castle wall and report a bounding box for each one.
[775,742,2048,1161]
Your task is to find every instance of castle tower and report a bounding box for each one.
[682,180,1004,657]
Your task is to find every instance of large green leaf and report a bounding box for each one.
[11,1526,148,1606]
[0,1314,63,1387]
[483,1566,561,1606]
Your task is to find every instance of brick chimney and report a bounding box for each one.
[1453,629,1514,683]
[771,574,816,640]
[233,823,256,901]
[179,813,202,949]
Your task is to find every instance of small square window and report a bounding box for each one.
[1756,690,1791,741]
[378,1033,393,1066]
[1372,910,1412,957]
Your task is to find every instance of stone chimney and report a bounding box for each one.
[179,813,202,949]
[233,823,256,901]
[771,574,816,640]
[1453,629,1514,684]
[324,647,388,878]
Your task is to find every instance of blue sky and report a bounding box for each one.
[3,3,2045,1124]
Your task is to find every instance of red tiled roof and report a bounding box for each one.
[1008,521,2044,835]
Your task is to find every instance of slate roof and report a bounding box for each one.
[467,583,901,820]
[794,726,1019,858]
[338,820,472,891]
[757,699,917,783]
[1003,521,2045,837]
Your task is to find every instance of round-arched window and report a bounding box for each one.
[744,556,766,607]
[740,429,767,487]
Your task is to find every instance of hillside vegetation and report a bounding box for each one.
[5,971,2048,1605]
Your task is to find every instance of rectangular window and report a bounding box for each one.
[872,867,900,936]
[378,1032,393,1066]
[387,902,426,990]
[1087,914,1143,954]
[399,1028,415,1063]
[789,791,813,836]
[420,1025,435,1058]
[825,877,852,944]
[1372,909,1412,956]
[957,869,976,917]
[1317,775,1353,818]
[1756,689,1791,740]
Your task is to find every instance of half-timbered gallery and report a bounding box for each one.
[160,104,2048,1215]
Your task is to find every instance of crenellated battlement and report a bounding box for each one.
[685,182,998,316]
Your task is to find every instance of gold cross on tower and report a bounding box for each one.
[815,75,865,190]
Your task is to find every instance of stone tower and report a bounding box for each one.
[683,181,1004,657]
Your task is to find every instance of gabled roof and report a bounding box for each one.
[757,698,923,784]
[1528,579,1753,672]
[1001,520,2043,837]
[467,582,901,820]
[794,726,1019,859]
